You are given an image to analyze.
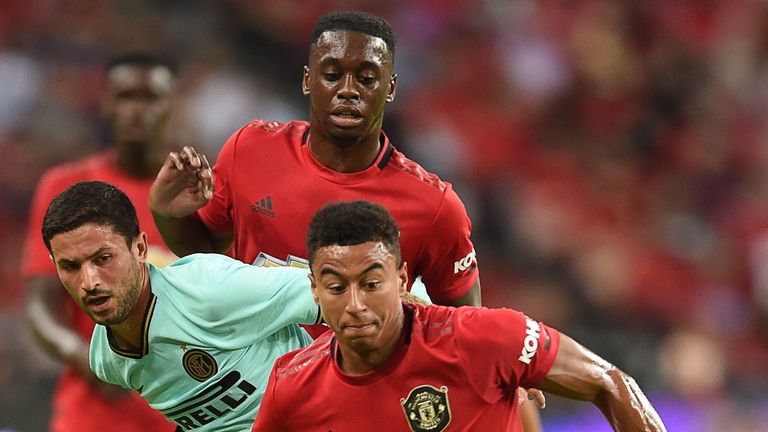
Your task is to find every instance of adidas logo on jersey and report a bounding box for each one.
[251,195,275,218]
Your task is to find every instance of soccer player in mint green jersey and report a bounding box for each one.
[41,181,320,431]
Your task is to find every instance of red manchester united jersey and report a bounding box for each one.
[198,120,478,305]
[252,303,560,431]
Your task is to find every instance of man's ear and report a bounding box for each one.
[134,232,149,261]
[399,261,408,295]
[386,73,397,103]
[309,273,319,304]
[302,66,311,96]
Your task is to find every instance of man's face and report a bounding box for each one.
[104,64,174,147]
[49,223,146,326]
[310,241,407,354]
[304,30,396,144]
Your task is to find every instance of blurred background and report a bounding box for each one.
[2,0,768,430]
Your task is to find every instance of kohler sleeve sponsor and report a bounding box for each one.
[453,249,476,274]
[518,318,541,365]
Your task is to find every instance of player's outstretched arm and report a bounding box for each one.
[25,276,131,400]
[149,146,231,256]
[537,333,667,432]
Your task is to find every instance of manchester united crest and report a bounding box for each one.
[400,385,451,432]
[182,349,218,382]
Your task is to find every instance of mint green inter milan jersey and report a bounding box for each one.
[89,254,319,431]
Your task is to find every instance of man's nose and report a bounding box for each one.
[345,286,366,314]
[80,263,100,292]
[336,74,360,100]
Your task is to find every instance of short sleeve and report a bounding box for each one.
[21,169,70,277]
[454,307,560,391]
[197,126,246,234]
[416,185,478,303]
[169,254,319,345]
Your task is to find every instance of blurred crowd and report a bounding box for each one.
[2,0,768,430]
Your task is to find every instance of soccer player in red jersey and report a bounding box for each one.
[149,10,551,428]
[251,201,667,432]
[149,11,545,428]
[21,53,177,431]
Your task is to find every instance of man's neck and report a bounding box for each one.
[308,133,382,174]
[115,144,163,178]
[108,264,151,352]
[337,309,405,375]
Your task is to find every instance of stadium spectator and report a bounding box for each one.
[20,53,179,432]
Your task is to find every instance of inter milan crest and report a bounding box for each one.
[400,385,451,432]
[182,349,218,382]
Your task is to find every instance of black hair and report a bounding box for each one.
[306,200,401,268]
[42,181,140,253]
[105,51,178,77]
[310,10,395,58]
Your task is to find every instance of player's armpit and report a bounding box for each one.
[537,334,667,432]
[440,278,482,307]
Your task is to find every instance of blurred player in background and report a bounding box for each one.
[252,200,667,432]
[149,11,545,428]
[21,53,178,431]
[41,180,319,431]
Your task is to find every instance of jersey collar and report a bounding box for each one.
[300,129,396,185]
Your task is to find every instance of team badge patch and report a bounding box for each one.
[400,385,451,432]
[182,349,218,382]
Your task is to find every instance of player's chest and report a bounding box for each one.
[230,185,433,240]
[288,352,501,431]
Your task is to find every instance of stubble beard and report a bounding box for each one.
[100,259,143,326]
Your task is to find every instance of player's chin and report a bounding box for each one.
[340,324,378,343]
[326,123,369,142]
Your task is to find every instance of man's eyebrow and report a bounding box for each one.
[318,262,385,277]
[56,247,110,266]
[319,267,342,277]
[317,58,385,69]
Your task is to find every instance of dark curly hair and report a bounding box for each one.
[306,200,401,268]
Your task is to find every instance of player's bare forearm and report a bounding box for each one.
[25,276,133,399]
[151,210,230,256]
[440,278,482,307]
[538,334,666,431]
[25,276,87,363]
[519,396,543,432]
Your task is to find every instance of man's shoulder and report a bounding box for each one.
[385,149,450,194]
[236,119,308,144]
[273,331,333,382]
[38,151,113,185]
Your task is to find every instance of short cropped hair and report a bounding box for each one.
[310,10,395,57]
[42,181,140,253]
[306,200,401,268]
[106,52,178,77]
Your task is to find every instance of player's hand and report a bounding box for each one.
[69,339,132,401]
[149,146,214,217]
[519,387,546,409]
